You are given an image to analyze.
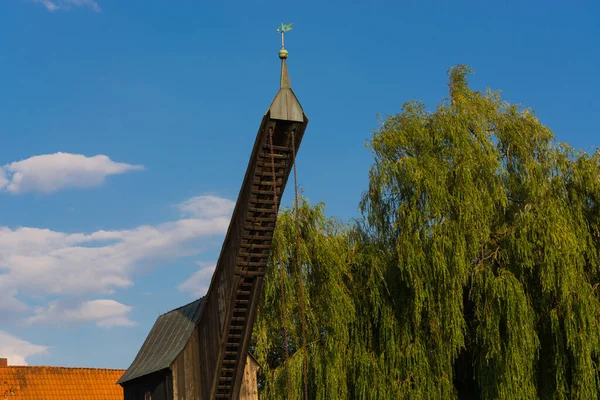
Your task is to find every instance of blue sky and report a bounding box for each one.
[0,0,598,369]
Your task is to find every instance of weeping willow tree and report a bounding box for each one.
[251,198,356,399]
[251,65,600,399]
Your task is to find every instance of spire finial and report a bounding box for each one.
[276,22,293,59]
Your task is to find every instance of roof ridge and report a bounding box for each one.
[159,296,204,317]
[2,365,125,371]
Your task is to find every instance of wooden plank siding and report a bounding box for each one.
[170,326,260,400]
[171,327,199,400]
[239,356,260,400]
[123,370,173,400]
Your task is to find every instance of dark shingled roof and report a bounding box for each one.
[117,297,205,384]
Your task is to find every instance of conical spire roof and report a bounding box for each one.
[268,49,305,122]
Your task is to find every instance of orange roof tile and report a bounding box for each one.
[0,365,125,400]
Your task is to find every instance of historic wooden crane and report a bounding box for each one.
[117,24,307,400]
[196,26,308,399]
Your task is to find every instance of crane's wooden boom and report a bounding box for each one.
[196,55,308,399]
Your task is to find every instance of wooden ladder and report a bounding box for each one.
[214,142,292,399]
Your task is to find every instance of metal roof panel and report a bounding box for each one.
[117,297,204,384]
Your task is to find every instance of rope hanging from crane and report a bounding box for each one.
[268,127,309,400]
[291,129,310,400]
[268,129,292,398]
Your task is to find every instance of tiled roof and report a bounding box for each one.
[117,297,205,384]
[0,365,124,399]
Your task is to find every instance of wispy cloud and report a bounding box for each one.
[0,288,29,315]
[178,195,235,219]
[25,299,136,328]
[31,0,101,12]
[0,331,48,365]
[178,262,216,298]
[1,152,143,194]
[0,195,232,325]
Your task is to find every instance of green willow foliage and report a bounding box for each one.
[251,199,356,399]
[251,66,600,399]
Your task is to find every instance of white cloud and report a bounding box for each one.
[0,331,48,365]
[178,262,216,297]
[0,168,8,190]
[0,195,232,322]
[178,195,235,219]
[32,0,101,12]
[1,153,143,194]
[26,299,136,328]
[0,289,29,315]
[97,316,135,328]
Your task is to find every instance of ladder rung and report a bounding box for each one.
[235,269,265,277]
[238,252,268,258]
[242,233,271,240]
[262,144,291,152]
[237,261,265,267]
[241,242,271,249]
[253,177,283,185]
[246,216,276,223]
[248,206,275,213]
[256,182,282,188]
[250,197,275,205]
[244,224,274,232]
[259,152,288,159]
[251,189,280,196]
[256,161,286,168]
[245,225,274,231]
[254,170,285,178]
